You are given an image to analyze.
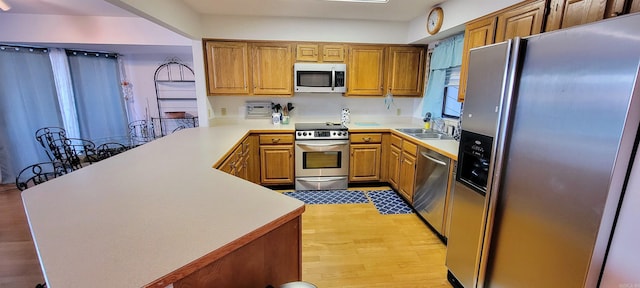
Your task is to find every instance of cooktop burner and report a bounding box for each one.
[295,122,348,131]
[295,122,349,140]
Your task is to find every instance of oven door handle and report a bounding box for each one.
[298,177,347,182]
[296,142,348,147]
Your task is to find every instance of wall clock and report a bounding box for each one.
[427,7,444,35]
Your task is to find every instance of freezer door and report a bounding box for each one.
[483,14,640,288]
[460,41,511,138]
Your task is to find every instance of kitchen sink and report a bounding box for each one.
[410,132,453,140]
[396,128,430,134]
[396,128,453,140]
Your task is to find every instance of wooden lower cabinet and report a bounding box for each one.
[349,133,383,182]
[260,146,294,185]
[349,144,382,182]
[389,136,418,202]
[388,145,401,189]
[398,151,417,201]
[259,133,295,185]
[217,136,260,183]
[174,216,301,288]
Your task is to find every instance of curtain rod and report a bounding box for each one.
[66,49,118,58]
[0,43,49,53]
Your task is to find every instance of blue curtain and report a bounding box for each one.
[67,53,128,141]
[423,34,464,117]
[0,47,63,183]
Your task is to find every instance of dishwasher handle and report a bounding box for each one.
[420,151,447,166]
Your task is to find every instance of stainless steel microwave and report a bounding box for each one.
[294,63,346,93]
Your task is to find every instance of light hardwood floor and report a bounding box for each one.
[298,187,451,287]
[0,184,450,287]
[0,184,45,288]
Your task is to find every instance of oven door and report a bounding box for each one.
[295,139,349,177]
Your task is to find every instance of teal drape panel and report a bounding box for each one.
[0,48,63,183]
[67,54,128,141]
[422,34,464,117]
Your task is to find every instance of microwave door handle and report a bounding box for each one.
[331,67,335,91]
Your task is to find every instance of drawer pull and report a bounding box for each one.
[363,137,372,142]
[272,138,280,143]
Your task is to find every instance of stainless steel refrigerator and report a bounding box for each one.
[446,13,640,288]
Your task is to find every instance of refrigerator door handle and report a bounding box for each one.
[476,37,526,288]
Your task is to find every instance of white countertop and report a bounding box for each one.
[22,127,304,288]
[22,119,458,288]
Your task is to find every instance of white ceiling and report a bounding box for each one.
[0,0,135,16]
[181,0,442,22]
[1,0,442,22]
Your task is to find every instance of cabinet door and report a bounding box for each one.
[546,0,607,31]
[458,17,497,102]
[630,0,640,13]
[205,41,250,95]
[322,44,345,62]
[604,0,626,18]
[388,145,401,190]
[252,43,293,95]
[296,44,319,62]
[246,135,261,184]
[398,152,417,202]
[260,145,294,185]
[495,0,546,42]
[346,45,385,96]
[386,46,425,97]
[349,144,381,182]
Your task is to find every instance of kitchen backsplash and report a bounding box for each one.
[209,93,425,123]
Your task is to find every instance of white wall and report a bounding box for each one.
[407,0,522,44]
[0,13,191,47]
[105,0,202,39]
[209,94,422,123]
[201,15,408,44]
[123,53,195,121]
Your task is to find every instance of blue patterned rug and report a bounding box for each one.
[283,190,369,204]
[283,189,414,215]
[366,190,414,215]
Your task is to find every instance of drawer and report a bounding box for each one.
[390,134,403,148]
[259,134,294,145]
[402,141,418,156]
[350,133,382,143]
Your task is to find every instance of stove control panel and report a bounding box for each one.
[296,130,349,140]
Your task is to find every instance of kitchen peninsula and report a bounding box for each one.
[22,120,459,287]
[21,125,305,288]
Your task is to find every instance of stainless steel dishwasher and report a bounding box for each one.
[413,146,451,237]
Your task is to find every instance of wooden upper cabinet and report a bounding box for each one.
[295,44,345,62]
[386,46,425,97]
[296,44,319,62]
[347,45,385,96]
[322,44,345,62]
[252,43,293,95]
[205,41,250,95]
[458,17,496,102]
[546,0,607,31]
[604,0,626,17]
[631,0,640,13]
[494,0,546,42]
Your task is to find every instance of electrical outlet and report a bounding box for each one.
[221,107,227,116]
[396,108,401,116]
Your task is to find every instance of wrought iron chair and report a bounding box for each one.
[35,127,98,172]
[96,142,129,160]
[35,127,67,162]
[15,162,67,191]
[128,120,155,146]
